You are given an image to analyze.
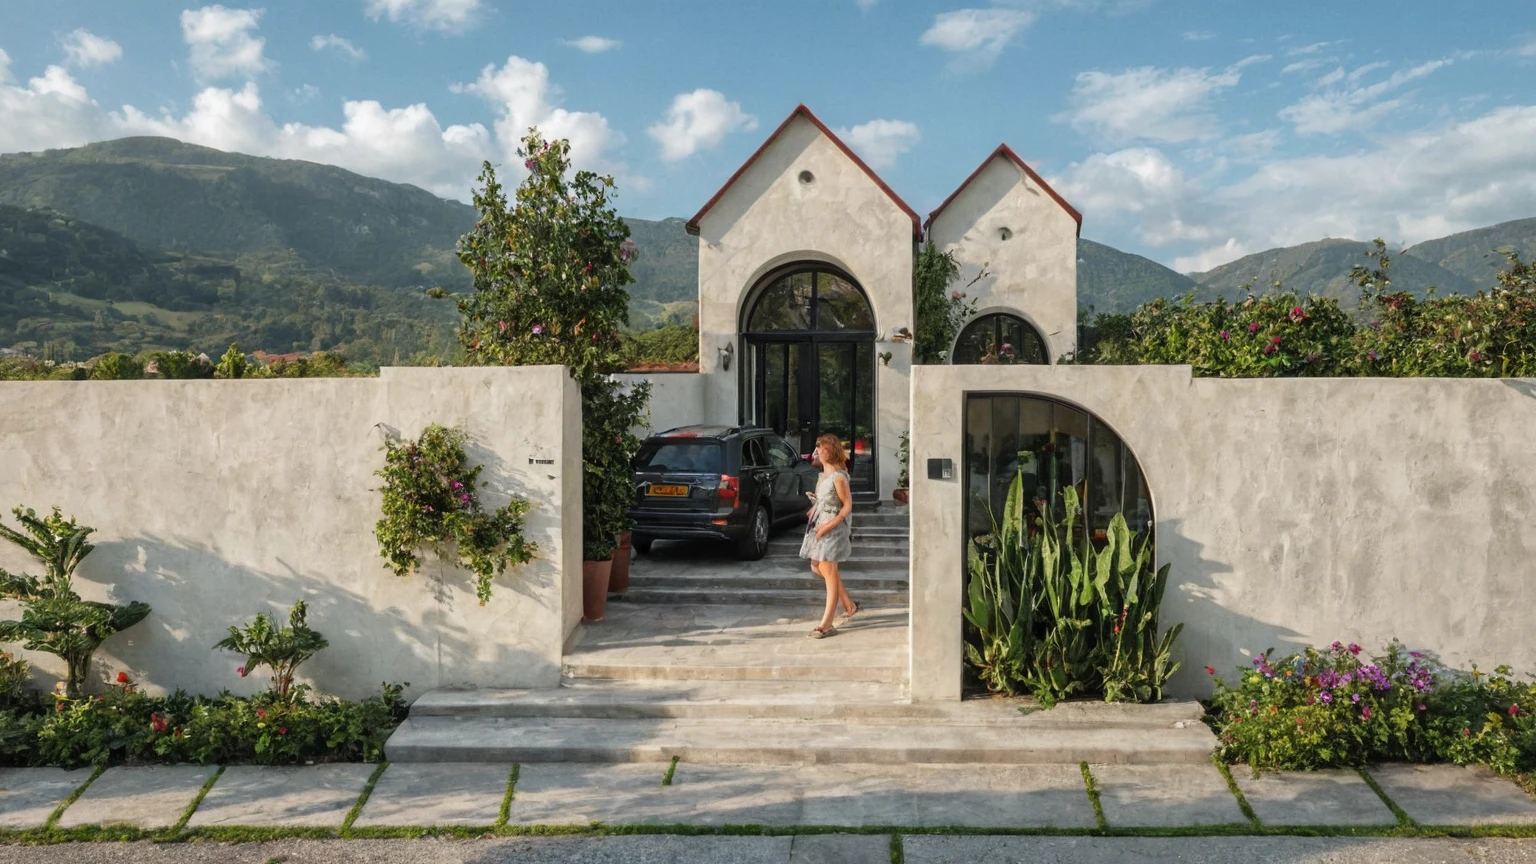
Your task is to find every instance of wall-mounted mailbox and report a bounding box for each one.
[926,458,954,480]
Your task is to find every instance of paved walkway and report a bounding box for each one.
[2,760,1533,835]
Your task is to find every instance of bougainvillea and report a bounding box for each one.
[374,424,536,604]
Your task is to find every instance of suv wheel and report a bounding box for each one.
[735,504,770,561]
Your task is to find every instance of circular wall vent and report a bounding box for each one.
[998,227,1014,241]
[798,170,815,185]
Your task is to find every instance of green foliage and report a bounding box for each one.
[913,241,982,364]
[0,675,407,768]
[448,131,650,560]
[150,350,213,379]
[622,322,699,367]
[1085,242,1536,378]
[0,651,29,709]
[1209,641,1535,777]
[88,352,143,380]
[964,477,1180,707]
[213,344,248,379]
[0,507,150,697]
[374,424,536,605]
[213,601,329,701]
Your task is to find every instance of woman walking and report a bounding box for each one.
[800,433,858,638]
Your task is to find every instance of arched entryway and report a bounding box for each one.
[740,264,878,499]
[951,312,1050,365]
[963,393,1152,544]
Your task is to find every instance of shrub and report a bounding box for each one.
[0,675,408,768]
[964,475,1181,707]
[1208,641,1536,776]
[0,507,150,697]
[0,651,29,709]
[150,350,213,379]
[375,424,537,604]
[622,323,699,367]
[913,240,983,364]
[214,601,329,700]
[88,352,144,380]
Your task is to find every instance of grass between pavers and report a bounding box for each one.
[7,821,1536,846]
[889,832,903,864]
[661,755,679,786]
[339,762,390,834]
[495,763,519,828]
[173,766,226,833]
[1078,762,1107,830]
[1357,766,1416,828]
[1213,757,1262,827]
[42,764,105,830]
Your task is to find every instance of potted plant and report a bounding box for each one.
[893,429,911,505]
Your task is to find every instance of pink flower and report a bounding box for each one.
[531,324,544,335]
[1248,322,1260,334]
[1219,331,1230,341]
[237,666,248,678]
[523,159,534,170]
[1361,706,1372,721]
[1204,666,1216,675]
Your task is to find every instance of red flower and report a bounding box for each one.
[278,727,287,735]
[150,713,168,733]
[1511,704,1521,717]
[255,708,267,720]
[1204,666,1216,675]
[116,671,130,684]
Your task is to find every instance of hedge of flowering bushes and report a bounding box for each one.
[0,674,407,769]
[1207,640,1535,777]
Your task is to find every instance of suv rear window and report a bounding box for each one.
[634,441,724,474]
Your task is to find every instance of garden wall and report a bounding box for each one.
[0,366,583,701]
[910,364,1536,700]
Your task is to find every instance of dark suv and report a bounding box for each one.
[629,425,820,560]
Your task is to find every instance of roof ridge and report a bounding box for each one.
[925,143,1082,236]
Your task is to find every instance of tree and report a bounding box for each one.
[89,352,144,380]
[449,132,650,562]
[913,240,982,364]
[214,343,249,379]
[0,507,150,696]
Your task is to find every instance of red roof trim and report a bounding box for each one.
[924,144,1083,237]
[685,104,922,239]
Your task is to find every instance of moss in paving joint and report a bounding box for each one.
[173,765,226,833]
[494,763,520,828]
[1357,766,1415,827]
[340,761,390,835]
[661,755,680,787]
[889,832,904,864]
[43,764,105,831]
[1079,762,1107,829]
[1213,758,1261,827]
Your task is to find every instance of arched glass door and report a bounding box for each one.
[741,265,877,498]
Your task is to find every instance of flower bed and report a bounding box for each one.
[1207,641,1535,778]
[0,675,407,769]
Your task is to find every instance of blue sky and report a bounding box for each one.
[1,0,1533,271]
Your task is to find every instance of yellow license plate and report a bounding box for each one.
[648,484,689,497]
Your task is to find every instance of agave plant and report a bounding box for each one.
[0,507,151,697]
[1091,514,1183,703]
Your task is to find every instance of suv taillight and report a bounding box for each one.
[717,475,739,508]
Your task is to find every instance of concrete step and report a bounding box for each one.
[384,704,1216,765]
[766,537,909,555]
[408,679,918,720]
[757,556,908,572]
[847,511,909,528]
[562,654,908,684]
[611,589,908,606]
[620,572,907,593]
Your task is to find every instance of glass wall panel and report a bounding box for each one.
[852,341,876,491]
[815,273,875,331]
[965,397,993,538]
[746,272,813,331]
[951,313,1050,365]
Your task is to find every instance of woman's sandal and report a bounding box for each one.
[807,625,837,639]
[839,601,861,623]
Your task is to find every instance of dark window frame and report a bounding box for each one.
[951,313,1050,365]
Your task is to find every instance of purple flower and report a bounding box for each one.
[531,324,544,335]
[1367,350,1380,361]
[1220,330,1231,341]
[524,159,534,170]
[460,494,471,503]
[451,481,463,490]
[1370,321,1382,331]
[1320,691,1333,703]
[1348,643,1361,655]
[1351,693,1361,703]
[1248,322,1261,334]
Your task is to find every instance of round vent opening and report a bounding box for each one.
[798,170,815,185]
[998,227,1014,241]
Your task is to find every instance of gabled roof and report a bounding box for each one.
[685,104,922,239]
[925,144,1083,237]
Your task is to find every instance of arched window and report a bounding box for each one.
[744,267,875,333]
[963,394,1152,544]
[951,313,1049,365]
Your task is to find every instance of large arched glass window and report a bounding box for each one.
[744,268,875,333]
[963,394,1152,545]
[951,313,1049,365]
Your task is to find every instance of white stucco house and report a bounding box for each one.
[636,104,1085,502]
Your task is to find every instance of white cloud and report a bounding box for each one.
[1173,239,1251,274]
[1280,59,1448,135]
[561,36,621,54]
[0,54,107,154]
[1286,40,1336,56]
[290,83,321,103]
[1058,63,1247,144]
[835,119,920,170]
[920,8,1035,70]
[181,6,269,82]
[647,89,756,162]
[1515,35,1536,57]
[1183,31,1215,41]
[365,0,482,33]
[454,55,640,187]
[311,34,366,62]
[1281,58,1327,75]
[60,29,123,69]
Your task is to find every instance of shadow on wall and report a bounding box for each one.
[69,532,555,703]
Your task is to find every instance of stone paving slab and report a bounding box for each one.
[1091,763,1247,827]
[353,763,511,827]
[900,836,1536,864]
[0,767,93,830]
[187,764,375,828]
[786,833,891,863]
[1232,767,1395,826]
[57,764,217,829]
[1370,764,1536,826]
[505,763,673,826]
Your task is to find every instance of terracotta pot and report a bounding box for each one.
[609,532,633,593]
[892,488,910,505]
[582,557,613,622]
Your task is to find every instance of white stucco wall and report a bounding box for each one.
[927,156,1080,361]
[909,364,1536,700]
[694,113,916,497]
[615,371,705,437]
[0,366,582,701]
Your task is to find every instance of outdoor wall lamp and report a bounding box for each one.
[718,342,734,371]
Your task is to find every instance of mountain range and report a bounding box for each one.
[1,137,1532,361]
